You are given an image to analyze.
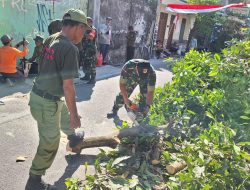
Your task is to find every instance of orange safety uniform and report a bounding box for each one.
[0,46,28,73]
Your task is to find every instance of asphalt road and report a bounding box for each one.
[0,61,172,190]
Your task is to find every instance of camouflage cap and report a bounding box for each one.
[63,9,90,27]
[1,34,13,44]
[33,35,44,42]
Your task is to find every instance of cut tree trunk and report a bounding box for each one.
[68,124,174,154]
[166,161,187,175]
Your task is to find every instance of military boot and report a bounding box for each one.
[66,131,85,154]
[107,107,118,118]
[25,174,57,190]
[87,74,96,84]
[80,74,90,81]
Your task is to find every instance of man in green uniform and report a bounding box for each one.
[28,35,44,74]
[25,9,90,190]
[107,59,156,118]
[126,25,137,61]
[80,17,97,84]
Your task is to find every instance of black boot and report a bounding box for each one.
[80,74,90,81]
[25,174,57,190]
[67,131,85,154]
[107,107,118,118]
[87,74,96,84]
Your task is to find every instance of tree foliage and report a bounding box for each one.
[65,39,250,190]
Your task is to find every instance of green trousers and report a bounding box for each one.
[28,92,74,175]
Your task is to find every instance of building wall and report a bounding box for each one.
[163,13,195,43]
[96,0,157,63]
[158,2,196,47]
[0,0,88,57]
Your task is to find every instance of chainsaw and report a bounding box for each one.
[125,103,146,126]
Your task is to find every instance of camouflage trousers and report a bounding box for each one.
[112,81,147,112]
[83,55,96,77]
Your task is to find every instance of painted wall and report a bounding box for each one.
[0,0,88,57]
[96,0,157,63]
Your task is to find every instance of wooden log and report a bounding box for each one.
[151,143,161,165]
[66,124,173,154]
[66,136,120,154]
[166,161,187,175]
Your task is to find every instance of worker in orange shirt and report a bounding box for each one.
[0,34,28,82]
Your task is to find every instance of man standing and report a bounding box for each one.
[0,34,28,82]
[25,9,90,190]
[80,17,97,84]
[107,59,156,118]
[126,26,137,61]
[48,19,63,35]
[28,35,44,74]
[99,17,112,64]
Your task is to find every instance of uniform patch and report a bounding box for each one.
[143,69,148,73]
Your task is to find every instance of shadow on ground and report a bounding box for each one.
[76,83,95,102]
[53,154,97,190]
[0,77,34,99]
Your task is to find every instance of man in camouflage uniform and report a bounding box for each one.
[126,25,137,61]
[107,59,156,118]
[80,17,97,84]
[28,35,44,74]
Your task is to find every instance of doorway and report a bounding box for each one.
[157,13,168,44]
[179,18,187,42]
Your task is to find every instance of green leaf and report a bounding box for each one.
[208,70,218,77]
[205,111,215,120]
[129,175,139,188]
[237,142,250,146]
[214,53,221,61]
[233,144,241,155]
[65,179,72,188]
[240,151,250,161]
[240,115,250,120]
[202,184,211,190]
[112,156,131,167]
[162,151,171,161]
[187,109,196,115]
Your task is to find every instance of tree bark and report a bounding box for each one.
[67,124,173,153]
[166,161,187,175]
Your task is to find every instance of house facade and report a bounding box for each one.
[156,0,196,49]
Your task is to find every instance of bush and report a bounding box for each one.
[66,40,250,190]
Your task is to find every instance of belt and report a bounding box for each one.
[32,86,60,101]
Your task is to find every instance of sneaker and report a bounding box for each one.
[66,131,85,154]
[25,175,57,190]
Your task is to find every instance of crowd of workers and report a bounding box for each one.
[0,9,156,190]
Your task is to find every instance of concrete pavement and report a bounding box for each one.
[0,59,172,190]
